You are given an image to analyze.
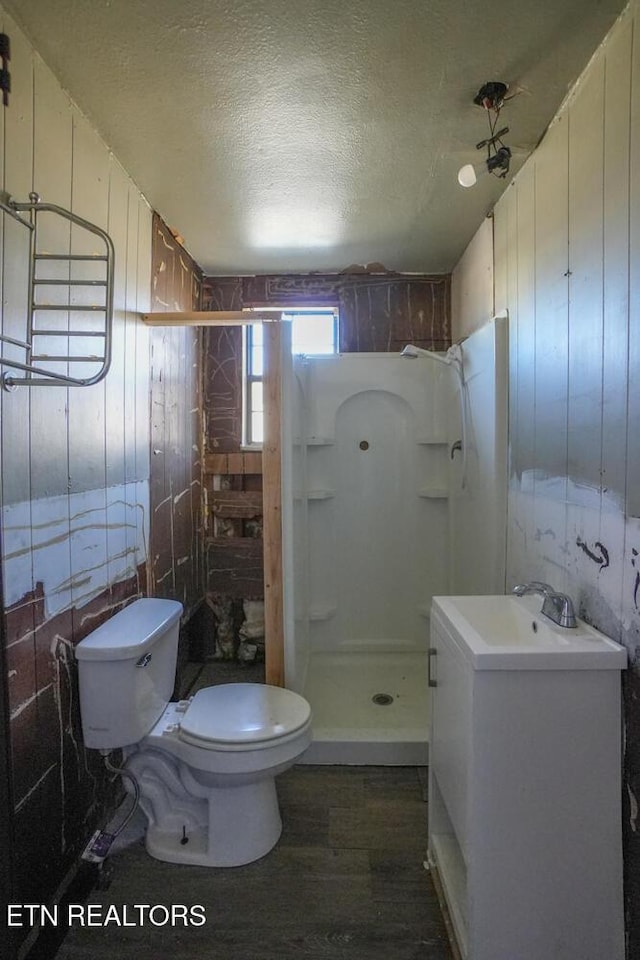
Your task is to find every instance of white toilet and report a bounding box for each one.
[75,598,312,867]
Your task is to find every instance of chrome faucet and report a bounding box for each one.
[512,581,577,629]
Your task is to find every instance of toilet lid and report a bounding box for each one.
[179,683,311,746]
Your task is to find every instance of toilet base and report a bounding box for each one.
[144,775,283,867]
[124,717,311,868]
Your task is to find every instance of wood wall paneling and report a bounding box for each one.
[125,190,149,599]
[461,6,640,952]
[601,21,632,623]
[149,215,203,618]
[205,452,263,475]
[567,57,606,502]
[2,23,35,829]
[503,184,522,584]
[68,114,110,639]
[2,13,32,512]
[0,15,155,944]
[204,326,244,453]
[206,538,264,599]
[493,189,509,316]
[627,5,640,521]
[338,275,450,352]
[532,118,570,488]
[202,273,451,355]
[602,22,632,504]
[31,56,73,502]
[622,12,640,949]
[30,58,76,899]
[514,165,536,486]
[450,217,494,342]
[211,490,264,518]
[203,447,264,627]
[1,20,39,925]
[531,118,570,591]
[0,594,16,960]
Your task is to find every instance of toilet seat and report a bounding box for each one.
[177,683,311,750]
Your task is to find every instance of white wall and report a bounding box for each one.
[0,5,152,621]
[0,6,154,915]
[452,3,640,642]
[493,3,637,644]
[451,217,494,342]
[449,315,508,595]
[453,7,640,943]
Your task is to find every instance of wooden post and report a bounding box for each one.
[262,322,285,686]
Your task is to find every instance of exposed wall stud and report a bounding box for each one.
[262,321,285,687]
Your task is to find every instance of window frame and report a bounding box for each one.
[244,323,264,447]
[243,308,339,448]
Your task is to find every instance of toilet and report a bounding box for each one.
[75,597,312,867]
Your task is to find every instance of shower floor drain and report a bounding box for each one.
[371,693,394,706]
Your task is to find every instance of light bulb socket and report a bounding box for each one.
[458,146,511,188]
[486,146,511,177]
[473,81,508,110]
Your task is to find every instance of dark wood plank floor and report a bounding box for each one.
[55,765,452,960]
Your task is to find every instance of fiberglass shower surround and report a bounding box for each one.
[282,351,459,764]
[401,342,468,488]
[294,353,454,650]
[280,318,508,764]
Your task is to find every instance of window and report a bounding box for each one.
[244,310,338,445]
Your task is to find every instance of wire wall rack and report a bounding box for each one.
[0,191,115,389]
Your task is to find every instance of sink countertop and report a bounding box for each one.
[431,594,628,670]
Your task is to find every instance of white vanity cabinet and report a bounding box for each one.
[427,594,626,960]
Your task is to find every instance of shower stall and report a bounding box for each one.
[281,315,508,764]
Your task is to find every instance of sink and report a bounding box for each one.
[431,594,627,670]
[428,592,626,959]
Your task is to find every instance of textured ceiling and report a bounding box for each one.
[5,0,626,274]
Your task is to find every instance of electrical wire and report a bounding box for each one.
[485,105,510,178]
[103,752,141,838]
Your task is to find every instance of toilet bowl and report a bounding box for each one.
[126,683,312,866]
[75,599,312,867]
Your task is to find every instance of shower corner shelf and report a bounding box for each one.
[306,436,334,446]
[418,487,449,500]
[308,489,335,500]
[309,604,337,621]
[0,191,115,389]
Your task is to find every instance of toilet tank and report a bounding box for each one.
[75,598,183,750]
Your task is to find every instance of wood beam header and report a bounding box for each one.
[141,310,282,326]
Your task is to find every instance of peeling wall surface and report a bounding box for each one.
[0,6,154,939]
[466,2,640,950]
